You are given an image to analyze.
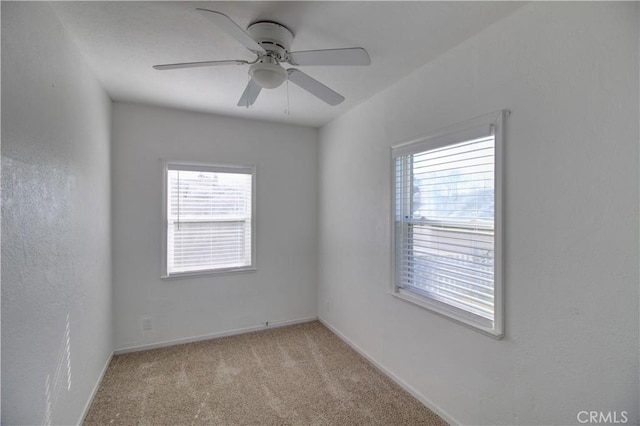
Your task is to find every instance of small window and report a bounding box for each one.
[391,111,506,338]
[162,162,256,278]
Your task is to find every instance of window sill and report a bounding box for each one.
[161,267,257,280]
[389,289,504,340]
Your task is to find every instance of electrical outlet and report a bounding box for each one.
[325,298,332,313]
[141,316,153,332]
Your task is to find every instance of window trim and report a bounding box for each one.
[161,160,257,279]
[390,110,506,339]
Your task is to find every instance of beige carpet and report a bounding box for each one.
[85,321,447,425]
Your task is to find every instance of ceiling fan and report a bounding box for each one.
[153,9,371,107]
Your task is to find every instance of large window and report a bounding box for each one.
[162,162,256,278]
[392,111,505,337]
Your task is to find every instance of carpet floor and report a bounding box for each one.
[85,321,447,425]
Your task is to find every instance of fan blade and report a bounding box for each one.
[288,48,370,66]
[287,69,344,106]
[238,79,262,107]
[153,60,248,70]
[196,9,265,53]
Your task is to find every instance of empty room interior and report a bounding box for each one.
[2,1,639,425]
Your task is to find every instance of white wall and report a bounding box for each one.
[1,2,113,425]
[111,102,318,350]
[318,2,639,425]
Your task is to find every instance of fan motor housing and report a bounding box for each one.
[247,21,293,61]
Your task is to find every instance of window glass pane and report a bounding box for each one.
[412,137,494,225]
[401,223,494,319]
[169,221,251,273]
[396,136,496,322]
[168,170,251,220]
[166,167,253,275]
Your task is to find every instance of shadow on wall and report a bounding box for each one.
[42,314,72,425]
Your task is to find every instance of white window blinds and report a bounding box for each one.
[164,163,254,276]
[392,111,505,337]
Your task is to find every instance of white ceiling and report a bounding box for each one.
[51,1,524,128]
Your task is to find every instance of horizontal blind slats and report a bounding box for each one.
[167,168,252,274]
[399,279,494,311]
[401,282,494,318]
[400,239,494,261]
[394,135,495,322]
[398,260,493,287]
[398,270,493,299]
[400,257,492,281]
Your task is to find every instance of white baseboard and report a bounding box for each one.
[318,317,459,426]
[78,351,113,425]
[114,316,318,355]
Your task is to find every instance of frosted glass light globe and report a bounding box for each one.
[249,62,287,89]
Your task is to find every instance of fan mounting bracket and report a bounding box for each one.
[247,21,293,61]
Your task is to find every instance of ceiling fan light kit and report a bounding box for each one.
[153,9,371,108]
[249,60,288,89]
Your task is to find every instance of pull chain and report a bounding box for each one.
[284,79,290,116]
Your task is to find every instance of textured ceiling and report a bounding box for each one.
[51,1,525,127]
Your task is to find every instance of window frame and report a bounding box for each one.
[390,111,506,339]
[161,160,257,279]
